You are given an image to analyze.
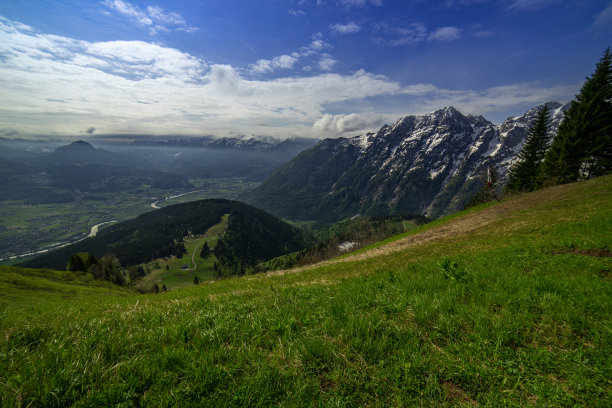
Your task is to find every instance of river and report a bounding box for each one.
[151,189,207,209]
[0,220,117,262]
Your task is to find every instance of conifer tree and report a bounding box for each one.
[542,47,612,183]
[506,105,551,192]
[200,241,210,259]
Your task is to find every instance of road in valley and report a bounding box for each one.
[151,189,207,209]
[0,220,117,262]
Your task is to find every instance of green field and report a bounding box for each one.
[0,176,610,406]
[0,178,257,263]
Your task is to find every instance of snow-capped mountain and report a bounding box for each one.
[127,135,316,152]
[245,102,568,221]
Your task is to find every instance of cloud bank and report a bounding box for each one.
[0,16,578,138]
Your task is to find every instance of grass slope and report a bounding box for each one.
[1,176,611,406]
[135,215,229,291]
[0,266,135,306]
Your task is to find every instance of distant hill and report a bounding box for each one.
[244,102,568,222]
[20,199,313,271]
[49,140,145,168]
[0,140,193,200]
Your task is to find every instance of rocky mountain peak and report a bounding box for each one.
[245,101,570,222]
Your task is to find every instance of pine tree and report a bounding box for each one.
[542,47,612,183]
[200,241,210,259]
[506,105,551,192]
[193,275,200,285]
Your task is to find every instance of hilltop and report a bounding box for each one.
[1,175,610,406]
[20,199,313,273]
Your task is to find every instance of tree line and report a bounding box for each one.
[506,47,611,192]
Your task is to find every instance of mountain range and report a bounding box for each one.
[245,101,568,222]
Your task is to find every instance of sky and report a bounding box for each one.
[0,0,610,140]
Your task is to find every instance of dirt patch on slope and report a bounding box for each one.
[341,185,570,262]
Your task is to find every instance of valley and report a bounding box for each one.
[0,177,257,263]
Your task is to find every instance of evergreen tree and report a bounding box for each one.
[200,241,210,259]
[193,275,200,285]
[67,253,85,272]
[542,47,612,183]
[506,105,551,192]
[175,241,187,258]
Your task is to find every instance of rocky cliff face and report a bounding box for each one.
[245,102,568,221]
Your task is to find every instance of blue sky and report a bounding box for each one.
[0,0,610,139]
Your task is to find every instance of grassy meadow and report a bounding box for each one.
[0,176,610,406]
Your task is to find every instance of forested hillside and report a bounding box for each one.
[20,199,312,272]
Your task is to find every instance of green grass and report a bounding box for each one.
[0,176,611,406]
[135,215,229,291]
[0,266,135,307]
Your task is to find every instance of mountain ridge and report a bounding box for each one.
[244,101,568,221]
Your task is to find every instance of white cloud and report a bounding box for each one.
[397,81,578,119]
[594,2,612,27]
[373,22,427,45]
[288,9,306,16]
[318,55,338,71]
[374,23,462,45]
[251,33,333,74]
[0,17,400,137]
[146,6,184,25]
[103,0,151,26]
[102,0,197,34]
[307,37,326,51]
[313,112,388,134]
[251,54,299,74]
[329,21,361,34]
[428,26,461,42]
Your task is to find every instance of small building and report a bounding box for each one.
[180,264,190,270]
